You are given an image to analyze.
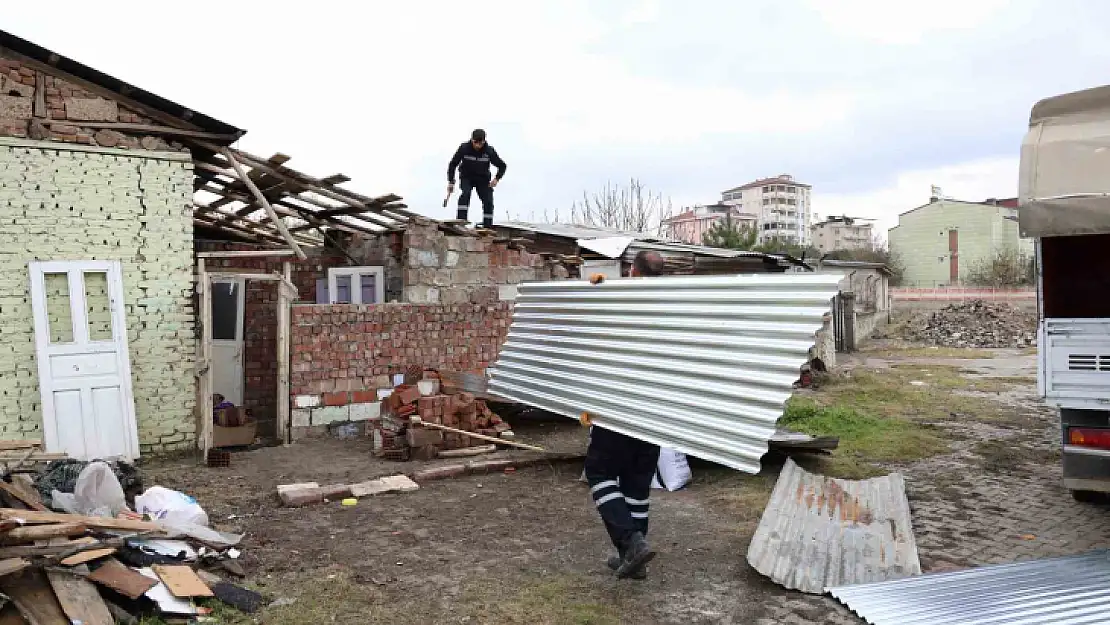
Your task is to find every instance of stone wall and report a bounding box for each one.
[0,55,187,151]
[288,302,512,438]
[0,138,196,451]
[401,220,566,304]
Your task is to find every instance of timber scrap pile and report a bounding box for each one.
[0,443,258,623]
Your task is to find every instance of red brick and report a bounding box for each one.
[413,464,467,481]
[280,487,324,507]
[323,391,349,407]
[351,390,376,403]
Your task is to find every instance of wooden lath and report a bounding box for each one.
[185,142,411,247]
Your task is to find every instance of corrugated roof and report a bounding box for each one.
[747,458,921,594]
[827,550,1110,625]
[498,221,656,241]
[487,274,841,473]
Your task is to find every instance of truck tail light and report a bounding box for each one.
[1068,427,1110,451]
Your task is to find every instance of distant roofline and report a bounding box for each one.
[896,196,1020,218]
[722,175,812,194]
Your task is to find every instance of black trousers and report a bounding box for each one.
[457,177,494,227]
[584,426,660,553]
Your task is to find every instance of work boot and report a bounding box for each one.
[616,533,655,579]
[607,554,646,579]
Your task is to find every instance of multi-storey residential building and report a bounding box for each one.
[720,174,813,244]
[811,216,874,253]
[661,203,758,245]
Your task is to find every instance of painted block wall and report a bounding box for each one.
[0,138,196,452]
[889,201,1034,286]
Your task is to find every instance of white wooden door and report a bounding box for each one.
[29,260,139,461]
[210,278,245,405]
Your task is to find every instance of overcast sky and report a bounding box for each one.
[7,1,1110,236]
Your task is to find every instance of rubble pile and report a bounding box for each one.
[901,300,1037,348]
[374,370,515,462]
[0,449,256,622]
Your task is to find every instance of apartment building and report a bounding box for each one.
[720,174,812,244]
[811,216,874,253]
[662,203,758,245]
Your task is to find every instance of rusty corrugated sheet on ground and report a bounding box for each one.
[488,274,841,473]
[747,458,921,594]
[828,550,1110,625]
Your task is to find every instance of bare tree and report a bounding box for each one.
[570,178,673,235]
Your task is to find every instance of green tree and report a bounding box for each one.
[965,247,1034,287]
[702,218,758,250]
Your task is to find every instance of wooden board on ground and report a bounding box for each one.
[437,444,497,458]
[152,565,213,598]
[0,509,162,534]
[0,568,69,625]
[60,538,116,567]
[0,483,46,512]
[0,442,40,451]
[87,559,158,599]
[2,523,85,543]
[349,475,419,498]
[0,559,28,578]
[0,604,27,625]
[46,570,114,625]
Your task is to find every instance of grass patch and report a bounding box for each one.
[461,575,622,625]
[863,346,996,359]
[782,399,948,479]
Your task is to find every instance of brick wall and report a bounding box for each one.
[288,302,512,433]
[0,55,187,152]
[402,220,566,304]
[0,138,196,451]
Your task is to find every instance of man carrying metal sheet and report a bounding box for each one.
[584,250,664,580]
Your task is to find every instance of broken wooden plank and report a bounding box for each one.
[1,523,85,544]
[59,546,115,567]
[152,564,213,598]
[0,559,28,578]
[0,604,28,625]
[0,442,40,452]
[437,445,497,458]
[0,568,70,625]
[0,509,162,534]
[86,559,157,599]
[0,483,46,512]
[46,570,114,625]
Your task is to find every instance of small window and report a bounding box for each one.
[322,266,385,304]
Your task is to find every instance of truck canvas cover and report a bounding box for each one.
[1020,84,1110,237]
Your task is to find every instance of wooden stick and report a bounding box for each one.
[198,262,213,461]
[0,483,47,512]
[221,149,307,260]
[0,441,41,451]
[277,261,292,445]
[437,444,497,458]
[196,250,299,259]
[0,510,162,534]
[2,523,86,543]
[409,418,544,451]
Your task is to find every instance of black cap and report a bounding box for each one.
[471,129,486,142]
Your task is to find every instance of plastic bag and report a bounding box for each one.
[51,461,127,517]
[135,486,210,527]
[651,448,692,491]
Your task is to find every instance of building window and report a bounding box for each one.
[787,198,796,205]
[762,186,771,192]
[788,186,797,193]
[318,266,385,304]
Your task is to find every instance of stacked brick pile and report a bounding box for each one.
[372,372,510,462]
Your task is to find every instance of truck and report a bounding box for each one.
[1021,84,1110,500]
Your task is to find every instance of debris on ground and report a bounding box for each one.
[373,369,540,461]
[747,458,921,594]
[768,428,840,453]
[276,475,419,508]
[0,449,253,623]
[894,300,1037,348]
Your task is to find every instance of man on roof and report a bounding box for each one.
[447,129,507,229]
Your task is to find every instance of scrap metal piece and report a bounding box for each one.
[769,428,840,452]
[488,273,841,473]
[827,550,1110,625]
[747,458,921,594]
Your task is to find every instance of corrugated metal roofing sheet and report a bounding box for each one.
[747,458,921,594]
[487,273,841,473]
[828,550,1110,625]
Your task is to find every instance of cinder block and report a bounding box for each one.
[406,427,444,448]
[291,409,311,428]
[294,395,321,409]
[349,402,381,421]
[312,405,350,425]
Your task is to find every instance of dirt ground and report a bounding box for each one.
[144,343,1110,625]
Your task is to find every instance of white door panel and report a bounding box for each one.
[209,278,245,405]
[29,261,139,461]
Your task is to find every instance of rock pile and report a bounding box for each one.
[901,300,1037,348]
